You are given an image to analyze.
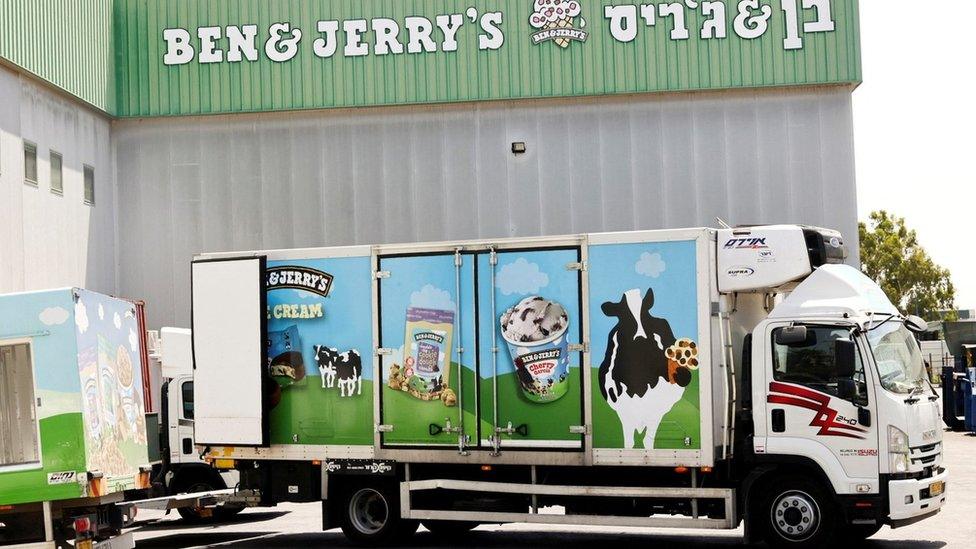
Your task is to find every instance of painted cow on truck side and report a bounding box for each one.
[598,288,690,449]
[314,346,363,397]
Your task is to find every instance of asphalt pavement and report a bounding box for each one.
[130,430,975,548]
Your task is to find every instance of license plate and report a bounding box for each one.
[929,481,945,497]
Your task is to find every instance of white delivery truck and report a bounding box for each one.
[187,225,946,547]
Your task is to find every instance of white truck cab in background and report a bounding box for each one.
[149,328,242,521]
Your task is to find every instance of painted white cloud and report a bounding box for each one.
[409,284,455,311]
[635,252,666,278]
[495,257,549,296]
[129,328,139,353]
[113,312,122,330]
[75,300,89,334]
[39,306,70,326]
[98,303,105,320]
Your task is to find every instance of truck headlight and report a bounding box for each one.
[888,426,910,472]
[891,453,909,473]
[888,426,909,454]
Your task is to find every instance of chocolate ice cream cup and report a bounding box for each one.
[502,320,571,404]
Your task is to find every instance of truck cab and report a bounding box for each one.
[716,228,948,544]
[151,328,242,521]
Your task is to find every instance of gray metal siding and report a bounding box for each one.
[115,86,858,328]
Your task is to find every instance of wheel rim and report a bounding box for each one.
[349,488,389,535]
[185,482,214,515]
[770,490,820,541]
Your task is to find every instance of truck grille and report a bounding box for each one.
[910,442,942,467]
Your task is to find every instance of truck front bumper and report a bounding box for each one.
[887,467,948,526]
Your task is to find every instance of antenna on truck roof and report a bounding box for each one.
[715,217,732,229]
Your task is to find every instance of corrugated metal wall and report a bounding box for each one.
[0,0,115,113]
[113,0,861,117]
[0,66,116,296]
[114,86,858,328]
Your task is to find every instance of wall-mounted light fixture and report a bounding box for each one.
[511,141,527,155]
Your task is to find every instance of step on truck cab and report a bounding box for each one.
[188,225,946,547]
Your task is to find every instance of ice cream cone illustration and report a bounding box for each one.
[530,0,584,49]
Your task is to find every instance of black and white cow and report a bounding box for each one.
[314,346,363,397]
[598,288,687,448]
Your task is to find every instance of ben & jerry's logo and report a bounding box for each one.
[529,0,588,48]
[267,266,334,297]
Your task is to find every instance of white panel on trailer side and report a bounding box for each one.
[191,257,268,446]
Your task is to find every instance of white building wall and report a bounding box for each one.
[0,65,116,297]
[113,86,859,329]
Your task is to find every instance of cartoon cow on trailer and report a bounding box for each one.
[314,346,363,397]
[598,288,692,449]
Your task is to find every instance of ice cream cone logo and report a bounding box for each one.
[530,0,588,48]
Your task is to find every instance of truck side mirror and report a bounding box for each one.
[905,315,928,333]
[776,326,809,346]
[838,378,857,401]
[835,339,856,378]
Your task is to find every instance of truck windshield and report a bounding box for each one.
[867,322,926,394]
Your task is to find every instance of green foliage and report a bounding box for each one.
[859,211,956,321]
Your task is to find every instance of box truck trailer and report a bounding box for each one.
[0,289,151,548]
[189,225,946,547]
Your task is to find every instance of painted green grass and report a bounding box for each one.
[381,364,478,445]
[271,376,374,445]
[0,412,86,506]
[591,368,701,450]
[478,368,583,443]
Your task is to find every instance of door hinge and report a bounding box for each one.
[376,424,394,433]
[374,270,391,279]
[375,348,393,356]
[569,425,589,435]
[565,261,587,272]
[568,342,588,353]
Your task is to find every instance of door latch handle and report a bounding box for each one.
[496,421,528,437]
[771,409,785,433]
[430,418,461,436]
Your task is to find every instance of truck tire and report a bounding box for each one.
[759,477,837,548]
[340,485,418,546]
[422,520,478,537]
[174,476,243,523]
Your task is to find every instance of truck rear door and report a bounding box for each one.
[190,257,269,447]
[477,246,584,450]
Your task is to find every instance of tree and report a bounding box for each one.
[859,211,956,321]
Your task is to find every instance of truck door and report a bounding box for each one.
[0,341,40,467]
[758,324,879,485]
[477,246,584,450]
[377,252,478,447]
[190,257,269,446]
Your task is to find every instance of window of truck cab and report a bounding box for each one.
[866,322,927,395]
[181,381,194,420]
[0,339,42,470]
[771,325,869,406]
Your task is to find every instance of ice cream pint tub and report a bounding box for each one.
[401,307,455,399]
[500,296,571,403]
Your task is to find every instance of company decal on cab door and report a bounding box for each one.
[767,382,868,439]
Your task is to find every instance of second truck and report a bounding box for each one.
[186,224,946,547]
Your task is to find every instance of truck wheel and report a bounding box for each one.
[422,520,478,537]
[175,478,242,523]
[340,485,417,546]
[759,478,836,548]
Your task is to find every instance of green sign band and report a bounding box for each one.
[1,0,860,117]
